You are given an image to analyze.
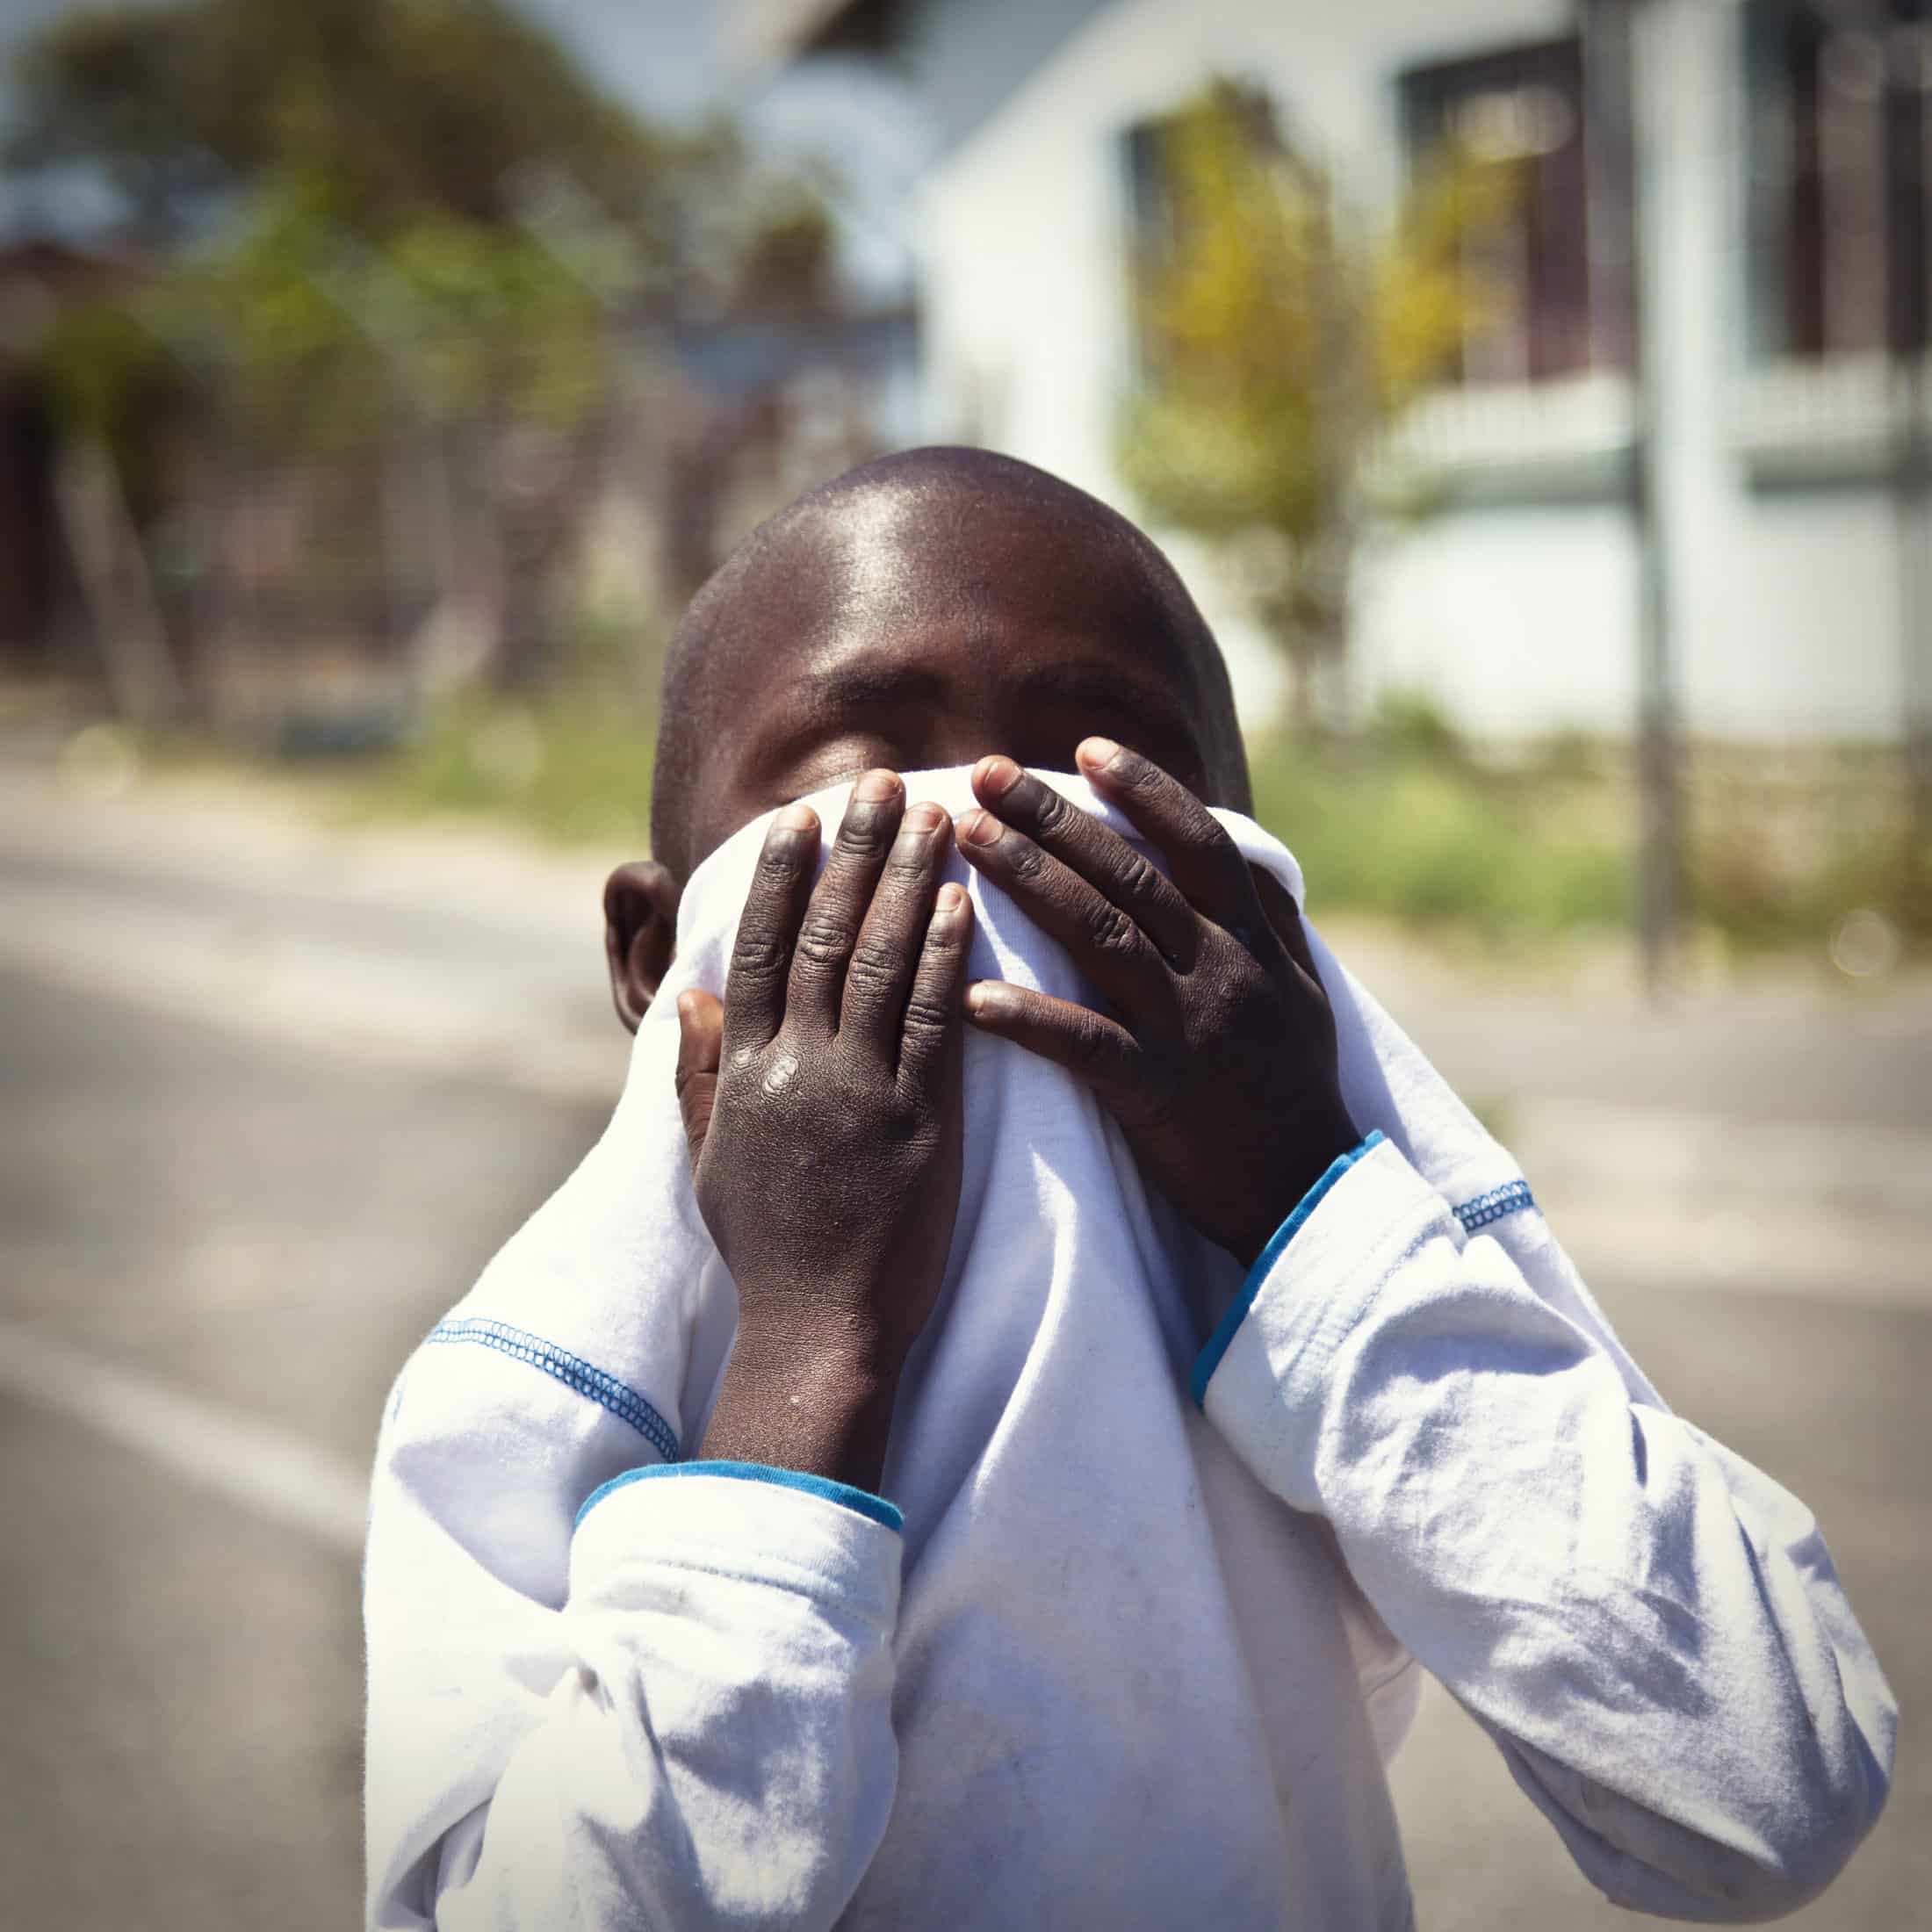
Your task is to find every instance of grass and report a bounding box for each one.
[340,689,1927,958]
[1247,734,1628,943]
[349,696,657,848]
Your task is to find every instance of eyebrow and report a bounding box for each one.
[1013,660,1199,723]
[788,662,949,712]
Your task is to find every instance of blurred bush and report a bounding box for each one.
[5,0,848,737]
[351,697,655,849]
[1248,707,1626,942]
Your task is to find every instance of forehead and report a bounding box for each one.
[704,486,1216,732]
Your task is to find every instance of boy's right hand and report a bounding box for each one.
[672,772,973,1496]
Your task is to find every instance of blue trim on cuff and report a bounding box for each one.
[576,1459,905,1533]
[1188,1130,1386,1410]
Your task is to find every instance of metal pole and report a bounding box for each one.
[1590,0,1680,997]
[1897,26,1932,861]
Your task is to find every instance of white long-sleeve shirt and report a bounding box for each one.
[366,1134,1894,1929]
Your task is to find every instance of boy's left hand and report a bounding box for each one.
[956,739,1359,1270]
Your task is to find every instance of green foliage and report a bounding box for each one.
[9,0,838,463]
[1365,688,1467,765]
[356,697,657,847]
[1118,79,1517,721]
[7,0,682,241]
[1247,733,1628,941]
[348,703,1928,956]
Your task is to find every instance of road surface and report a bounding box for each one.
[0,790,1923,1929]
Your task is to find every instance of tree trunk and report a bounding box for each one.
[52,436,180,727]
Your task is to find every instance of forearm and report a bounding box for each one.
[697,1322,903,1496]
[1200,1138,1896,1921]
[367,1462,902,1932]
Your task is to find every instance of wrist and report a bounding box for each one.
[1228,1107,1363,1269]
[700,1316,905,1495]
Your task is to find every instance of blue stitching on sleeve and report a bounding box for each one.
[577,1460,905,1533]
[424,1318,680,1464]
[1454,1179,1536,1232]
[1188,1130,1385,1409]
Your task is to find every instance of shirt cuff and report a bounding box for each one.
[1195,1136,1461,1507]
[570,1462,904,1627]
[578,1459,903,1533]
[1188,1130,1386,1408]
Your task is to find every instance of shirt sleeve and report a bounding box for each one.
[1195,1135,1898,1923]
[365,1456,903,1931]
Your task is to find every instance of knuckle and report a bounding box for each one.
[795,918,856,968]
[1005,836,1049,883]
[1084,900,1141,956]
[1113,849,1161,902]
[753,842,804,886]
[1194,819,1239,863]
[1070,1012,1117,1066]
[730,932,789,979]
[1174,811,1232,856]
[901,991,954,1036]
[1028,783,1071,834]
[834,809,895,856]
[843,941,902,997]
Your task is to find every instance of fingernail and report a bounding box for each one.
[902,802,946,835]
[958,808,1004,847]
[1078,737,1122,772]
[964,981,1005,1015]
[936,883,967,914]
[975,754,1021,798]
[775,802,817,831]
[854,768,900,803]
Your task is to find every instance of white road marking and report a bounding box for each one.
[0,1316,368,1554]
[0,872,624,1105]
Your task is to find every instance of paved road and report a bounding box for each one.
[1,816,1925,1928]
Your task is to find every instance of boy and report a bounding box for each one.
[365,448,1893,1928]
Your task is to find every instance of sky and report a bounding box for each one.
[514,0,928,295]
[0,0,928,293]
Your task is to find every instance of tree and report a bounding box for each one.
[11,0,670,242]
[1118,79,1515,732]
[7,0,840,717]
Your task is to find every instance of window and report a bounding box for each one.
[1745,0,1932,362]
[1399,38,1615,385]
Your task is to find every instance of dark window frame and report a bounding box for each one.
[1745,0,1932,365]
[1398,35,1617,386]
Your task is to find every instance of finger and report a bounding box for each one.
[1249,864,1316,978]
[898,881,975,1087]
[789,769,905,1035]
[721,803,820,1057]
[955,804,1172,1018]
[1074,739,1259,930]
[674,989,724,1165]
[970,756,1198,965]
[961,978,1146,1117]
[842,802,952,1055]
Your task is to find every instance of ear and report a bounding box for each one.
[603,861,681,1034]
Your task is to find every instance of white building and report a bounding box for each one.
[758,0,1932,746]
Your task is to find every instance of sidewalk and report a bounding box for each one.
[4,757,1927,1306]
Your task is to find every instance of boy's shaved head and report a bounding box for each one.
[649,446,1250,880]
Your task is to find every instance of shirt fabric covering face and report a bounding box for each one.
[364,767,1896,1931]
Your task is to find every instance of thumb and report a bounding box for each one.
[673,989,724,1165]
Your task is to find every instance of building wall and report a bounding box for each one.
[909,0,1912,743]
